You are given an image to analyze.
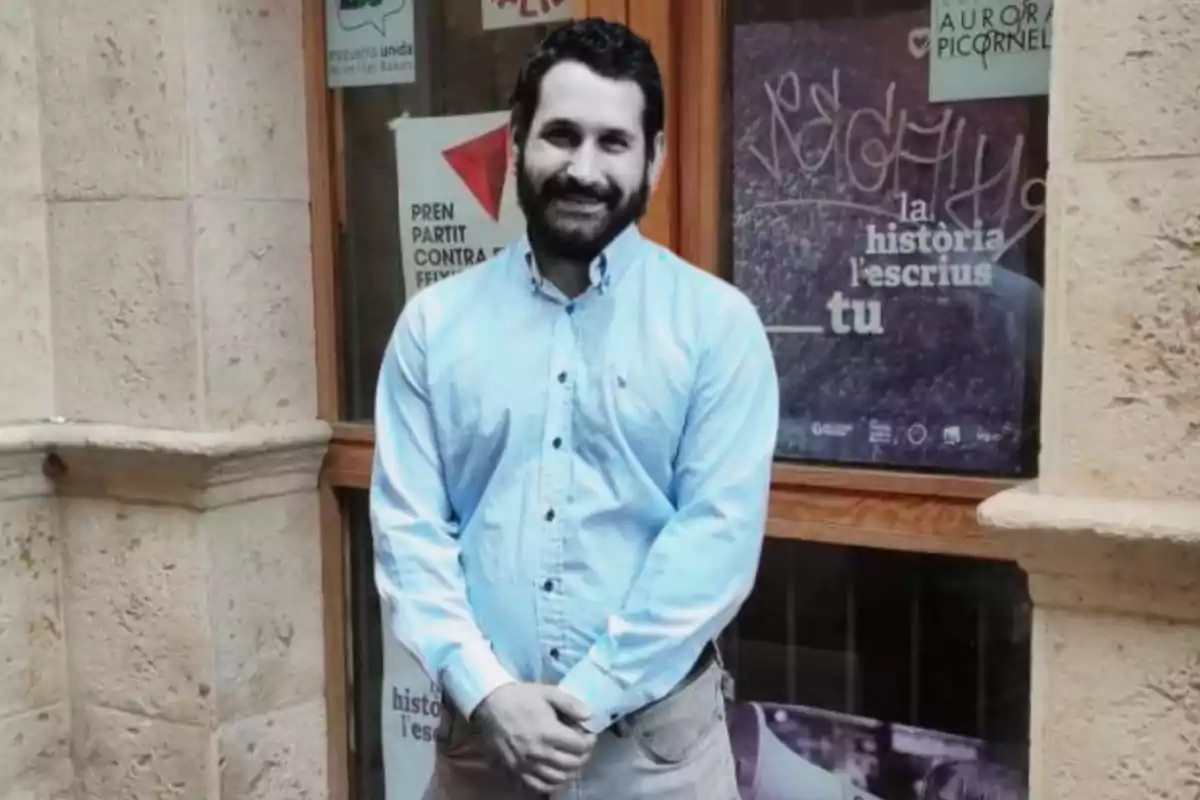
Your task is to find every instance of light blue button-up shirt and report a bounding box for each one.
[370,224,779,732]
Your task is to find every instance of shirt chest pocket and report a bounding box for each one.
[588,355,690,465]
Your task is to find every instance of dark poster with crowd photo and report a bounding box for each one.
[720,539,1032,800]
[727,701,1027,800]
[731,11,1045,474]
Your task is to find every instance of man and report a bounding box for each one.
[371,18,778,799]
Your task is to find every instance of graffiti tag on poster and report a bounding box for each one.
[732,12,1044,473]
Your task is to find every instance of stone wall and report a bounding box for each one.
[979,0,1200,798]
[0,2,329,798]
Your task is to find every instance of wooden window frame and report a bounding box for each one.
[303,1,1017,797]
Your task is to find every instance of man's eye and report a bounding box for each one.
[544,129,577,146]
[600,136,630,152]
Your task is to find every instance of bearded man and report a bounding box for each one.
[371,17,779,799]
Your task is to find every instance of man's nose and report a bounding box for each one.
[565,143,603,186]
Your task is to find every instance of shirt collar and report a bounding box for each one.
[518,224,643,296]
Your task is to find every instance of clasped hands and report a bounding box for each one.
[473,683,598,793]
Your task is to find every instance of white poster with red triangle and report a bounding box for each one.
[390,111,525,300]
[481,0,573,31]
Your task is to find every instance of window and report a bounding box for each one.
[721,0,1046,477]
[309,3,1040,798]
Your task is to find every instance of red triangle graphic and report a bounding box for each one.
[442,124,510,222]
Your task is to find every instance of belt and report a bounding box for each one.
[610,641,723,737]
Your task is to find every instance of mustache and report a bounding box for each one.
[539,174,621,207]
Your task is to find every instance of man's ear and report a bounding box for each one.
[648,130,667,191]
[508,117,524,175]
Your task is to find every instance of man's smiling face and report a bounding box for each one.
[515,60,662,263]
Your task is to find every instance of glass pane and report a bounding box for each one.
[336,3,567,420]
[721,538,1032,798]
[727,1,1047,476]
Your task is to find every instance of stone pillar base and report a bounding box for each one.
[980,485,1200,800]
[0,421,331,800]
[0,447,71,800]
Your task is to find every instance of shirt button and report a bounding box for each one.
[565,304,575,314]
[550,648,560,660]
[552,436,563,449]
[557,371,567,383]
[542,579,554,592]
[544,509,556,522]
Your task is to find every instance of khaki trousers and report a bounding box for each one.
[421,659,739,800]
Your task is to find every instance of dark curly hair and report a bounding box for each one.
[508,17,664,150]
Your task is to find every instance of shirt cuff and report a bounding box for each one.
[440,640,517,721]
[557,655,631,733]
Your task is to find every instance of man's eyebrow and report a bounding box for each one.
[537,117,578,130]
[537,118,637,138]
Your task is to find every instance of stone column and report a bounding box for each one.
[53,426,329,800]
[0,1,331,798]
[0,3,71,798]
[979,0,1200,798]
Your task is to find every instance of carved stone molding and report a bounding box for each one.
[0,448,52,502]
[0,421,332,508]
[979,482,1200,623]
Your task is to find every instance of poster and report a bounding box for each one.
[727,701,1027,800]
[929,0,1053,101]
[732,12,1044,474]
[391,111,525,298]
[482,0,573,31]
[326,0,416,88]
[381,601,438,799]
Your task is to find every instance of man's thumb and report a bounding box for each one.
[543,688,591,723]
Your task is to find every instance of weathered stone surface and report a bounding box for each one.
[0,1,43,199]
[1040,160,1200,501]
[186,0,308,200]
[73,703,211,800]
[0,498,63,720]
[49,200,199,428]
[218,698,328,800]
[37,0,188,198]
[0,201,52,425]
[194,199,317,429]
[48,421,329,509]
[0,703,72,800]
[1053,0,1200,161]
[1032,607,1200,800]
[207,492,324,723]
[62,498,214,724]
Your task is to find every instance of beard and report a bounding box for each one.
[515,150,650,264]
